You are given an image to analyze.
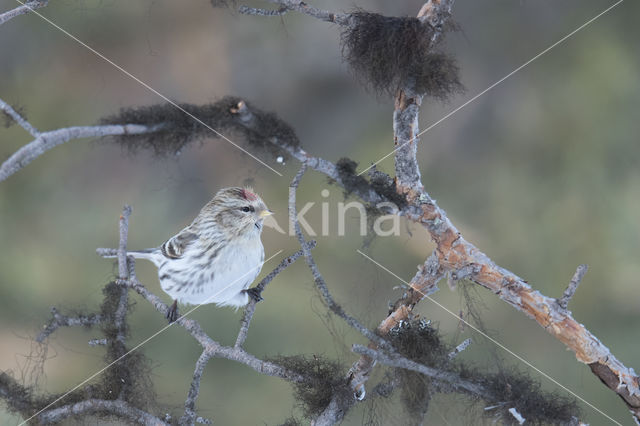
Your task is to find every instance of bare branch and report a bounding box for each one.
[288,165,389,349]
[448,338,472,360]
[117,206,132,280]
[98,207,308,424]
[0,1,48,27]
[348,251,444,401]
[418,0,455,42]
[37,398,169,425]
[289,164,407,424]
[352,344,485,396]
[229,99,384,205]
[558,264,588,310]
[256,0,350,25]
[180,350,211,426]
[123,257,304,383]
[0,98,39,137]
[0,124,164,182]
[239,5,288,16]
[235,241,316,348]
[394,0,456,192]
[508,407,526,425]
[403,187,640,417]
[365,1,640,419]
[36,307,103,343]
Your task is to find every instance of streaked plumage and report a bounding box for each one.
[120,187,271,318]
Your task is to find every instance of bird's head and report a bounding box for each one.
[205,187,272,238]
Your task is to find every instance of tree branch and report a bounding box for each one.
[346,250,444,405]
[37,398,169,425]
[288,165,388,349]
[448,338,472,360]
[36,307,103,343]
[0,1,48,27]
[0,98,39,137]
[288,164,405,424]
[394,0,455,191]
[180,350,212,426]
[244,0,350,25]
[238,5,288,17]
[122,257,304,383]
[235,241,316,349]
[229,100,384,205]
[0,123,164,182]
[374,0,640,419]
[352,344,484,396]
[558,264,588,310]
[3,0,636,421]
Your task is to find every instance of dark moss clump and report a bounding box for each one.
[388,319,450,367]
[0,372,36,416]
[99,96,299,159]
[341,12,463,99]
[480,368,580,425]
[99,282,155,410]
[368,169,407,210]
[387,319,452,418]
[0,371,90,419]
[278,417,303,426]
[413,52,462,99]
[269,355,351,419]
[334,158,407,210]
[336,158,371,198]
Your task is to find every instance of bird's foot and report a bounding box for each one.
[167,300,179,323]
[244,287,263,303]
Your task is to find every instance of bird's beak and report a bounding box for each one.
[259,209,274,218]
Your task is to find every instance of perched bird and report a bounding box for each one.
[113,187,272,322]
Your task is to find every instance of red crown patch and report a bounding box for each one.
[241,188,258,201]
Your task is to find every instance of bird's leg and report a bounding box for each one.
[243,287,264,303]
[167,300,179,323]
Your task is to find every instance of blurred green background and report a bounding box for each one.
[1,0,639,424]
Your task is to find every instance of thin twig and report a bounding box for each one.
[117,206,132,280]
[229,99,384,205]
[0,98,39,137]
[37,398,169,425]
[235,241,316,348]
[448,338,472,360]
[0,124,164,182]
[258,0,350,25]
[36,308,103,343]
[112,206,133,400]
[352,344,485,395]
[124,257,304,383]
[558,264,588,310]
[288,164,389,349]
[180,350,211,426]
[395,0,456,192]
[289,164,397,425]
[0,0,48,27]
[239,5,288,16]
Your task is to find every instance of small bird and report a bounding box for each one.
[114,187,272,322]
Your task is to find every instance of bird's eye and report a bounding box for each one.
[241,206,254,213]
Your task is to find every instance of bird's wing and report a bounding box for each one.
[160,228,198,259]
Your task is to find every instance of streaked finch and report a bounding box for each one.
[109,187,272,322]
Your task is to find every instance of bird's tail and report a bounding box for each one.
[97,248,159,262]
